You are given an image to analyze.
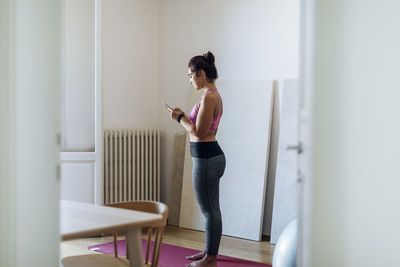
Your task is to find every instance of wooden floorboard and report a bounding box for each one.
[60,225,274,265]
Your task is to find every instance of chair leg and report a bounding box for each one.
[156,228,165,266]
[145,227,152,264]
[126,239,129,260]
[151,228,160,267]
[151,227,165,267]
[113,232,118,257]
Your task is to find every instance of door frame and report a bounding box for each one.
[94,0,103,205]
[298,0,315,266]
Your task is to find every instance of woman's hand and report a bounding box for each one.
[170,108,184,121]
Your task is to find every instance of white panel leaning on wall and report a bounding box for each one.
[179,80,275,241]
[270,79,299,244]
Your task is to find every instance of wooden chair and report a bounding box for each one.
[106,201,168,267]
[61,254,129,267]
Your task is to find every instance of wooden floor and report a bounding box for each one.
[60,225,274,265]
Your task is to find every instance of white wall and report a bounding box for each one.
[157,0,299,234]
[102,0,159,129]
[84,0,298,235]
[302,0,400,266]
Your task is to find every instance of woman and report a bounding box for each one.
[166,51,225,267]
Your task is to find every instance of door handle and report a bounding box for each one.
[286,142,303,154]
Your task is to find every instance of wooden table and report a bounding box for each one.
[60,200,163,267]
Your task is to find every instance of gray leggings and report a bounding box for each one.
[192,154,226,255]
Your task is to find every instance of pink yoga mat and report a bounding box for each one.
[88,239,271,267]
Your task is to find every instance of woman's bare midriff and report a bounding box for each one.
[189,130,217,142]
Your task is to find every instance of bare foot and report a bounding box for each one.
[186,254,217,267]
[186,251,205,260]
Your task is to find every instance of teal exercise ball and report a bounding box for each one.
[272,218,297,267]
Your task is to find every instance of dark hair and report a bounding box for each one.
[188,51,218,83]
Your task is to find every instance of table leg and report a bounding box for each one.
[126,228,143,267]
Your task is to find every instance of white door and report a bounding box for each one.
[60,0,102,204]
[0,0,61,266]
[297,0,314,265]
[298,1,400,266]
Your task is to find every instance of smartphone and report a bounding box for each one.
[161,101,173,111]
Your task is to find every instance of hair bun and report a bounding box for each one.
[203,51,215,64]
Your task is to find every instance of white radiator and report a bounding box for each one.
[103,129,160,204]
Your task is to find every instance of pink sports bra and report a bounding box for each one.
[189,88,223,130]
